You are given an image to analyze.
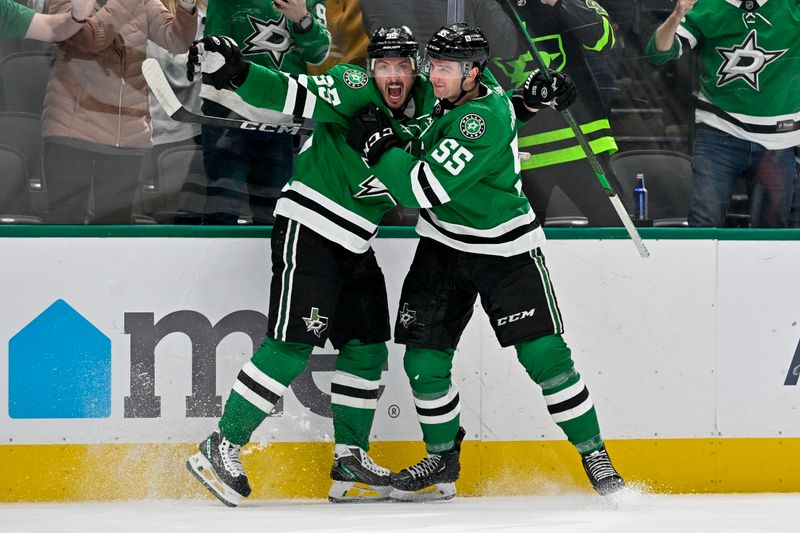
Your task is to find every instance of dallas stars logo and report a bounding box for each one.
[715,30,787,91]
[343,69,368,89]
[399,303,416,329]
[460,114,485,139]
[303,307,328,337]
[354,176,395,202]
[241,14,292,68]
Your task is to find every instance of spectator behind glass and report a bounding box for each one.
[199,0,331,225]
[647,0,800,228]
[0,0,93,42]
[308,0,367,74]
[489,0,623,227]
[143,0,206,223]
[41,0,198,224]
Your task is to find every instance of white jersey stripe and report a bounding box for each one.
[410,162,434,208]
[696,111,800,151]
[417,400,461,425]
[423,163,451,205]
[290,181,377,234]
[413,386,459,410]
[281,75,299,117]
[242,362,287,397]
[233,381,276,414]
[296,75,317,118]
[676,25,697,49]
[278,219,300,340]
[416,215,546,257]
[423,207,537,238]
[331,371,381,391]
[543,379,586,406]
[274,198,374,254]
[550,398,594,423]
[330,394,378,410]
[697,93,800,125]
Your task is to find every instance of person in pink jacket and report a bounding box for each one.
[42,0,198,224]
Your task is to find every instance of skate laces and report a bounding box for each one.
[218,437,245,478]
[405,454,442,479]
[583,449,617,481]
[346,447,390,476]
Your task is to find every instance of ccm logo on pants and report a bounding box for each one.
[496,309,535,326]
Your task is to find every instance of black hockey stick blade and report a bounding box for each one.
[142,58,314,136]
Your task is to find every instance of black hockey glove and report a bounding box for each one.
[522,69,577,111]
[346,104,400,166]
[187,35,250,90]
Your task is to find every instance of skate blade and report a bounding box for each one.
[186,452,242,507]
[328,480,391,503]
[389,483,456,502]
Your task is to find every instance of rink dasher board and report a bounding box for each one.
[1,229,800,497]
[1,234,799,443]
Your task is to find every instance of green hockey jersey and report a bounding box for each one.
[208,63,428,253]
[647,0,800,149]
[373,71,545,257]
[202,0,331,123]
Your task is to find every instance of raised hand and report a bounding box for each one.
[187,35,250,90]
[674,0,697,17]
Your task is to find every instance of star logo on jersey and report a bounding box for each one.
[354,176,395,202]
[715,30,787,91]
[460,114,485,139]
[343,69,368,89]
[240,15,292,68]
[399,303,416,329]
[303,307,328,337]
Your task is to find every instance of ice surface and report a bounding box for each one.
[1,490,797,533]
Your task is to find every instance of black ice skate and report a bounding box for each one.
[328,444,392,503]
[581,447,625,495]
[389,427,466,502]
[186,431,252,507]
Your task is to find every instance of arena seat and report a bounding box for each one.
[611,149,692,226]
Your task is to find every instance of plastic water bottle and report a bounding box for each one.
[634,173,648,220]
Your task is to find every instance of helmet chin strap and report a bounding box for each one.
[453,74,481,105]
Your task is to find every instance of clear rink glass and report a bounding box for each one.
[0,0,791,228]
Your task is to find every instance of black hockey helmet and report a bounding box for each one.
[367,26,418,76]
[424,23,490,78]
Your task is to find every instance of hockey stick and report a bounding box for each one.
[142,58,314,136]
[496,0,650,258]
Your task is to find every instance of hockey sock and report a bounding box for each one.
[404,346,461,453]
[218,336,313,446]
[331,340,389,451]
[516,335,603,454]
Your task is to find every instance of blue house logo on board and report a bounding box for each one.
[8,299,111,419]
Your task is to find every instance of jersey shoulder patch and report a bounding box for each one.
[342,68,369,89]
[459,113,487,140]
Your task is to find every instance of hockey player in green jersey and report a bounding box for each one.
[184,27,427,506]
[647,0,800,227]
[346,23,625,501]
